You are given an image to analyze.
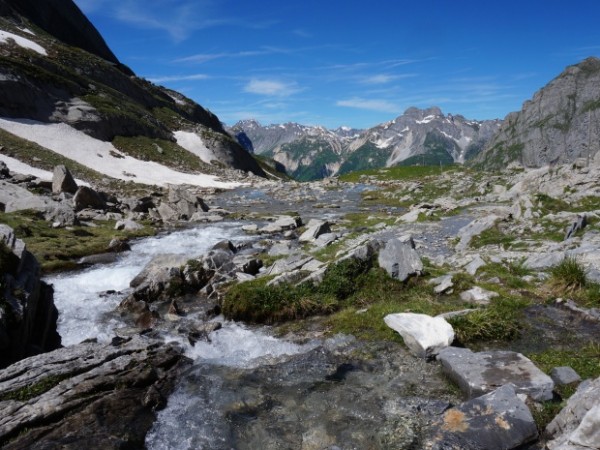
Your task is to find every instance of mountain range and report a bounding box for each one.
[231,107,503,180]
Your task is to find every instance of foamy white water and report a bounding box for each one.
[46,223,250,346]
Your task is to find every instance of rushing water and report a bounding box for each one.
[45,222,323,448]
[45,223,252,346]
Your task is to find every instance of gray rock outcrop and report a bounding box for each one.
[0,336,190,449]
[546,376,600,450]
[73,186,107,211]
[0,225,61,368]
[437,347,554,401]
[477,57,600,169]
[377,237,423,282]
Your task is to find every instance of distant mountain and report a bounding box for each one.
[231,108,500,180]
[229,121,360,180]
[475,57,600,169]
[0,0,265,184]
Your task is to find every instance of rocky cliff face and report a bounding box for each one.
[0,0,264,178]
[0,225,61,368]
[232,108,500,180]
[476,57,600,169]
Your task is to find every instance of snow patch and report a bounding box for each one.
[0,30,47,56]
[174,131,216,165]
[18,28,35,36]
[0,118,240,188]
[415,115,436,124]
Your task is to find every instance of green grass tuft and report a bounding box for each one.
[548,257,587,294]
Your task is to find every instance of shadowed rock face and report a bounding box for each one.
[0,0,122,68]
[0,225,61,368]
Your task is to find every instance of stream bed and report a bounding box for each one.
[43,219,460,449]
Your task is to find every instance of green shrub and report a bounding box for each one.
[549,257,586,294]
[449,297,529,344]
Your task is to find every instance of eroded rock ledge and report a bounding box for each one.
[0,336,190,449]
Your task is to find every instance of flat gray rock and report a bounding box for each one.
[437,347,554,401]
[425,384,538,450]
[456,215,499,251]
[550,366,581,386]
[299,219,331,242]
[384,313,454,358]
[460,286,499,305]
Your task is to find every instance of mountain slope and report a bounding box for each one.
[475,57,600,169]
[0,0,264,186]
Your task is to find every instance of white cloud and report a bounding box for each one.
[244,79,300,97]
[336,97,399,113]
[147,73,209,83]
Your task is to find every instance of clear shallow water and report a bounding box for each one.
[45,223,251,346]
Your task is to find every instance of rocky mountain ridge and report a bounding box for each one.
[232,107,502,180]
[476,57,600,169]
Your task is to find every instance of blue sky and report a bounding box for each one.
[74,0,600,129]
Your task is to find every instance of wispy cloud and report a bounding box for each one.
[336,97,399,113]
[76,0,234,42]
[175,49,275,64]
[360,73,417,84]
[293,29,312,38]
[244,79,301,97]
[147,73,209,83]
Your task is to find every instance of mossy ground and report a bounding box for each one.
[1,210,155,272]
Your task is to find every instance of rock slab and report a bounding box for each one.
[0,336,189,449]
[437,347,554,401]
[425,384,538,450]
[384,313,454,358]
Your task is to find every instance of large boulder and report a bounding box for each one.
[384,313,454,358]
[546,376,600,450]
[437,347,554,401]
[0,336,190,449]
[0,225,61,368]
[73,186,107,211]
[52,165,78,194]
[377,237,423,282]
[424,384,538,450]
[299,219,331,243]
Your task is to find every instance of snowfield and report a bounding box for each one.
[0,118,241,188]
[0,29,47,56]
[174,131,217,165]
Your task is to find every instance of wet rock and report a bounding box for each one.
[73,186,107,211]
[78,252,119,265]
[378,238,423,282]
[52,165,78,194]
[437,347,554,401]
[459,286,499,305]
[550,366,581,386]
[298,219,331,242]
[546,376,600,450]
[108,238,131,252]
[0,336,189,449]
[384,313,454,358]
[241,224,258,233]
[424,384,538,450]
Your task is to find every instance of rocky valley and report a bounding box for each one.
[0,1,599,450]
